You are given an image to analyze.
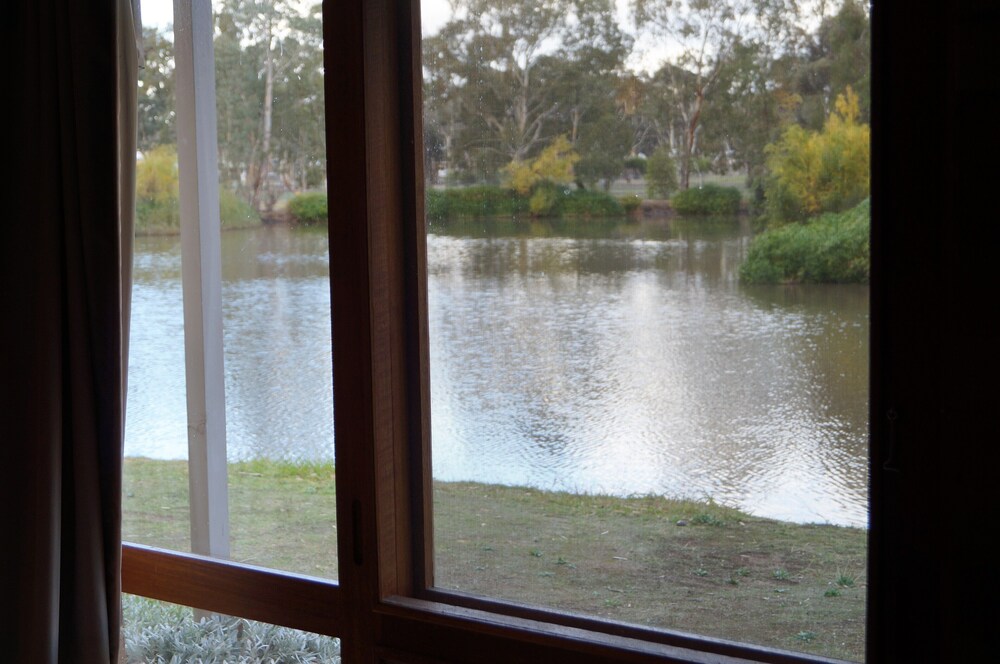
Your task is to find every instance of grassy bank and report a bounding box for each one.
[124,458,866,661]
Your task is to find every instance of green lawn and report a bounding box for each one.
[124,457,866,661]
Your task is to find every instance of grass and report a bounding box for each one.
[124,458,867,661]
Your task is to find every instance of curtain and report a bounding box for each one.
[2,1,137,661]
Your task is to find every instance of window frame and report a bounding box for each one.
[123,0,969,662]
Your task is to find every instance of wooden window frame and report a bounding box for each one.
[123,0,989,662]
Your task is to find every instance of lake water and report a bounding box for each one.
[125,219,869,527]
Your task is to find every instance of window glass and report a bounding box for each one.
[125,0,337,580]
[422,1,869,659]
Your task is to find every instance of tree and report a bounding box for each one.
[631,0,801,189]
[574,115,633,190]
[764,86,869,223]
[504,135,580,195]
[214,0,325,210]
[645,146,678,198]
[788,0,870,130]
[137,27,176,152]
[135,145,180,228]
[423,0,628,182]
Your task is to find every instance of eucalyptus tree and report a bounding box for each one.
[137,26,176,153]
[788,0,870,130]
[631,0,802,189]
[423,0,630,183]
[214,0,325,210]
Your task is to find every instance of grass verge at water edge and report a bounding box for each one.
[124,458,866,661]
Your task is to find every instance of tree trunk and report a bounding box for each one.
[681,89,705,190]
[252,22,275,211]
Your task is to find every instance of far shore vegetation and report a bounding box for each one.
[136,86,869,283]
[124,457,866,661]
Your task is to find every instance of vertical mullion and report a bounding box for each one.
[398,0,434,596]
[326,0,425,659]
[173,0,230,560]
[325,0,377,659]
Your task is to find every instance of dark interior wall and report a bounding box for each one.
[870,1,998,660]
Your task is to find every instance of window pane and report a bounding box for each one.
[422,1,869,660]
[125,0,337,580]
[122,594,341,663]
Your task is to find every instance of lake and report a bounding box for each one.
[125,218,868,527]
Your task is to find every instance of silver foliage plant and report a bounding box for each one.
[122,595,341,663]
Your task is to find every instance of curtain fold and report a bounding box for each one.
[2,1,137,661]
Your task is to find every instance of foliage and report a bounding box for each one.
[135,144,260,231]
[558,189,624,217]
[671,184,741,216]
[426,185,622,220]
[423,0,630,181]
[426,186,528,220]
[624,156,647,175]
[740,198,869,284]
[619,194,642,215]
[575,115,633,190]
[135,145,180,229]
[789,0,871,130]
[505,136,580,195]
[765,87,870,223]
[646,147,678,199]
[288,191,328,225]
[220,189,259,228]
[137,27,176,152]
[529,184,562,216]
[123,594,341,663]
[631,0,802,188]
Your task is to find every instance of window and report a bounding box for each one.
[122,1,981,663]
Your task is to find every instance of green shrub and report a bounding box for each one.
[136,145,260,231]
[671,184,741,216]
[135,197,179,230]
[136,145,180,230]
[740,198,869,284]
[529,185,560,216]
[646,147,678,199]
[426,189,450,220]
[624,156,647,175]
[288,191,328,225]
[618,194,642,215]
[558,189,624,217]
[425,186,527,219]
[425,185,623,219]
[764,88,870,224]
[219,189,259,227]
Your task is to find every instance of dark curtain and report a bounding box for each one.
[2,1,137,661]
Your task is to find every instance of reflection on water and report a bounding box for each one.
[126,219,868,527]
[126,226,335,464]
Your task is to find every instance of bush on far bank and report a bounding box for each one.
[740,198,869,284]
[135,144,260,231]
[671,183,741,216]
[219,189,258,227]
[287,191,328,225]
[427,185,623,220]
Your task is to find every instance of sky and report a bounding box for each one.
[139,0,832,75]
[141,0,455,35]
[140,0,674,73]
